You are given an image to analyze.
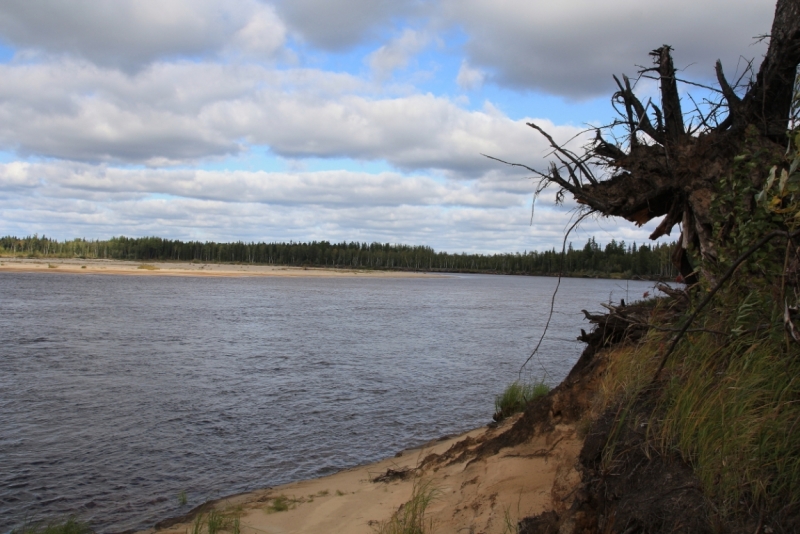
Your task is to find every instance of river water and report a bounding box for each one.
[0,272,657,532]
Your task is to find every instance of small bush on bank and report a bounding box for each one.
[493,380,550,421]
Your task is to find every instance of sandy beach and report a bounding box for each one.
[137,415,581,534]
[0,258,441,278]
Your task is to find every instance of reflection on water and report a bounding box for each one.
[0,272,657,532]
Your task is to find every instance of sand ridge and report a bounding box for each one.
[0,258,443,279]
[140,416,581,534]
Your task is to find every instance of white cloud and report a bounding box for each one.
[229,5,287,59]
[0,159,665,252]
[0,0,286,70]
[368,29,429,81]
[273,0,424,50]
[456,60,485,91]
[0,162,521,208]
[0,60,586,175]
[0,0,729,252]
[441,0,773,98]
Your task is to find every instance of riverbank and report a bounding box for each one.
[0,258,441,278]
[136,415,582,534]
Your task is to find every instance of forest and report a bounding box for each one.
[0,234,676,279]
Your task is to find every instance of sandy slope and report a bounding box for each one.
[0,258,440,278]
[139,416,581,534]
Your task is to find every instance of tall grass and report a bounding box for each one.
[494,380,550,421]
[372,479,439,534]
[656,310,800,517]
[598,288,800,520]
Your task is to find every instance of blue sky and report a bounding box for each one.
[0,0,775,253]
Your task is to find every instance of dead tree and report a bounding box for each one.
[494,0,800,282]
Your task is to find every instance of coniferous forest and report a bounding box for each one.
[0,234,676,279]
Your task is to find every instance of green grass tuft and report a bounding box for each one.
[205,510,226,534]
[266,495,292,513]
[372,479,438,534]
[493,380,550,421]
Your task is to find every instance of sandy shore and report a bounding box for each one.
[0,258,441,278]
[137,416,581,534]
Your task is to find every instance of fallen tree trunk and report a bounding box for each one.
[495,0,800,283]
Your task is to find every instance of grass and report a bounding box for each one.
[501,508,518,534]
[205,510,225,534]
[265,495,292,513]
[493,380,550,421]
[372,479,439,534]
[188,509,241,534]
[13,517,92,534]
[137,264,159,270]
[655,315,800,517]
[596,286,800,521]
[178,490,188,506]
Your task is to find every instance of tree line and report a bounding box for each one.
[0,234,677,279]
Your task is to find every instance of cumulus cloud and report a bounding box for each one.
[0,60,586,174]
[456,60,485,91]
[0,0,286,70]
[441,0,773,98]
[273,0,423,50]
[368,29,429,81]
[0,158,665,252]
[0,0,713,251]
[0,162,521,208]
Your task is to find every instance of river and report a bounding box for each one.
[0,271,657,532]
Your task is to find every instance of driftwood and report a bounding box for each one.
[578,301,655,348]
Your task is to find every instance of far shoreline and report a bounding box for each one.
[0,257,444,279]
[0,256,670,282]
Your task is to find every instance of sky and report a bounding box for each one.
[0,0,776,253]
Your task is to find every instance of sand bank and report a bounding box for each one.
[0,258,441,278]
[138,416,581,534]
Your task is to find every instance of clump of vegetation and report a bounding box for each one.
[493,380,550,421]
[372,480,438,534]
[47,263,57,268]
[265,495,292,513]
[178,490,188,506]
[13,517,92,534]
[137,264,158,270]
[205,510,226,534]
[188,509,240,534]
